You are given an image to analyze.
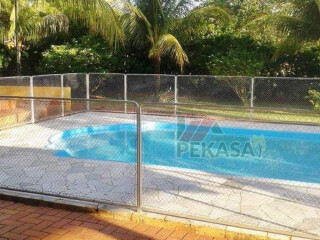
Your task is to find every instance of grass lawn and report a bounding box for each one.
[88,94,320,125]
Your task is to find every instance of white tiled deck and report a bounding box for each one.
[0,112,320,237]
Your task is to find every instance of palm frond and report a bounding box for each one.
[163,0,193,18]
[0,0,10,11]
[38,14,69,38]
[243,14,307,35]
[244,10,320,58]
[51,0,124,46]
[178,6,233,38]
[149,33,189,72]
[122,1,153,46]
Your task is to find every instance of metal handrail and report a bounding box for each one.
[0,95,138,106]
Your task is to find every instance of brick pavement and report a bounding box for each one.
[0,200,221,240]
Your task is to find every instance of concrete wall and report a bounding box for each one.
[0,86,71,98]
[0,86,73,128]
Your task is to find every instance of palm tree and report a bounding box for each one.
[244,0,320,58]
[0,0,123,75]
[122,0,231,95]
[0,0,69,75]
[122,0,189,95]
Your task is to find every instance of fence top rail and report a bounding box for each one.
[177,75,251,78]
[63,73,87,76]
[0,76,31,80]
[32,74,62,78]
[140,101,320,115]
[0,95,139,107]
[126,73,176,77]
[88,72,125,76]
[3,73,320,81]
[254,76,320,81]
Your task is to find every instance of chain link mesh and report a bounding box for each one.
[254,77,320,109]
[127,74,175,103]
[0,97,138,206]
[89,73,125,100]
[0,77,33,127]
[63,73,87,114]
[63,73,87,99]
[33,74,62,94]
[177,75,252,106]
[1,74,320,237]
[141,103,320,237]
[0,76,31,87]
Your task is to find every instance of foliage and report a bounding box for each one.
[2,0,320,80]
[307,90,320,110]
[184,34,274,76]
[176,6,233,41]
[52,0,124,46]
[0,0,69,74]
[0,0,125,75]
[0,45,4,73]
[38,35,125,74]
[244,0,320,57]
[265,46,320,77]
[0,0,69,44]
[122,0,190,73]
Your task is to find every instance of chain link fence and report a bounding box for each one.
[1,73,320,238]
[127,74,175,103]
[2,74,320,112]
[140,102,320,238]
[0,96,139,206]
[89,73,125,100]
[253,77,320,109]
[177,75,252,106]
[0,76,32,127]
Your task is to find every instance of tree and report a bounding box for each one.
[0,0,123,75]
[122,0,189,95]
[177,6,232,41]
[0,0,69,75]
[245,0,320,57]
[122,0,234,95]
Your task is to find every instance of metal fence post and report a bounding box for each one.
[250,77,255,119]
[30,76,35,123]
[86,73,90,111]
[250,77,255,108]
[124,74,128,114]
[137,104,142,212]
[174,75,178,115]
[61,74,65,117]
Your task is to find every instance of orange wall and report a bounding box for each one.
[0,86,71,98]
[0,86,72,112]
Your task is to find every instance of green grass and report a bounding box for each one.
[177,106,320,124]
[87,94,320,125]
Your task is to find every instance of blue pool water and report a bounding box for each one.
[47,123,320,184]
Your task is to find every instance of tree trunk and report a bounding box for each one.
[16,40,22,76]
[15,0,21,76]
[154,55,161,97]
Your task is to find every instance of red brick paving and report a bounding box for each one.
[0,200,220,240]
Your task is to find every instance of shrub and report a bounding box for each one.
[38,35,125,74]
[307,90,320,110]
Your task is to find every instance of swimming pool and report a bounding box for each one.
[47,123,320,184]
